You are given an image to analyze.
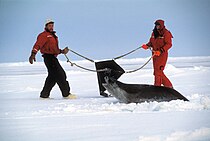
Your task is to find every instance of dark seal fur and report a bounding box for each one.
[103,77,189,103]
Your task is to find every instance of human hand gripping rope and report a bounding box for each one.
[141,44,161,56]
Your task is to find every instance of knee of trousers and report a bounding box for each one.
[153,65,164,76]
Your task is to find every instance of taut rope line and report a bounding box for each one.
[64,51,153,73]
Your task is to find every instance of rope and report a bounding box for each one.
[113,46,142,60]
[125,54,155,73]
[64,53,154,74]
[67,47,95,63]
[68,46,142,62]
[64,46,153,73]
[64,54,108,72]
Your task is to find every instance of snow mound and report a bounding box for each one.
[138,127,210,141]
[28,94,210,118]
[165,64,183,75]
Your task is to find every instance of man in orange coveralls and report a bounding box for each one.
[142,19,173,88]
[29,19,76,99]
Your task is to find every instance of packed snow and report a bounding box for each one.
[0,56,210,141]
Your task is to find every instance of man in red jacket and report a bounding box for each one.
[142,19,173,88]
[29,19,76,99]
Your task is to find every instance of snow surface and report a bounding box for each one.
[0,56,210,141]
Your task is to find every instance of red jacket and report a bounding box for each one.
[32,31,60,55]
[147,20,173,53]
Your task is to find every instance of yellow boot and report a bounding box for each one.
[64,93,77,99]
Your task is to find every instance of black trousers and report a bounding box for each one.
[40,54,70,98]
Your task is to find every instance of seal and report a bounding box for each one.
[103,76,189,103]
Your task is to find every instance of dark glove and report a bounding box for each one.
[29,52,36,64]
[60,47,69,54]
[142,44,148,50]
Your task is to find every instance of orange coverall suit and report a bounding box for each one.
[147,20,173,88]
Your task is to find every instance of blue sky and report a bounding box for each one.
[0,0,210,63]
